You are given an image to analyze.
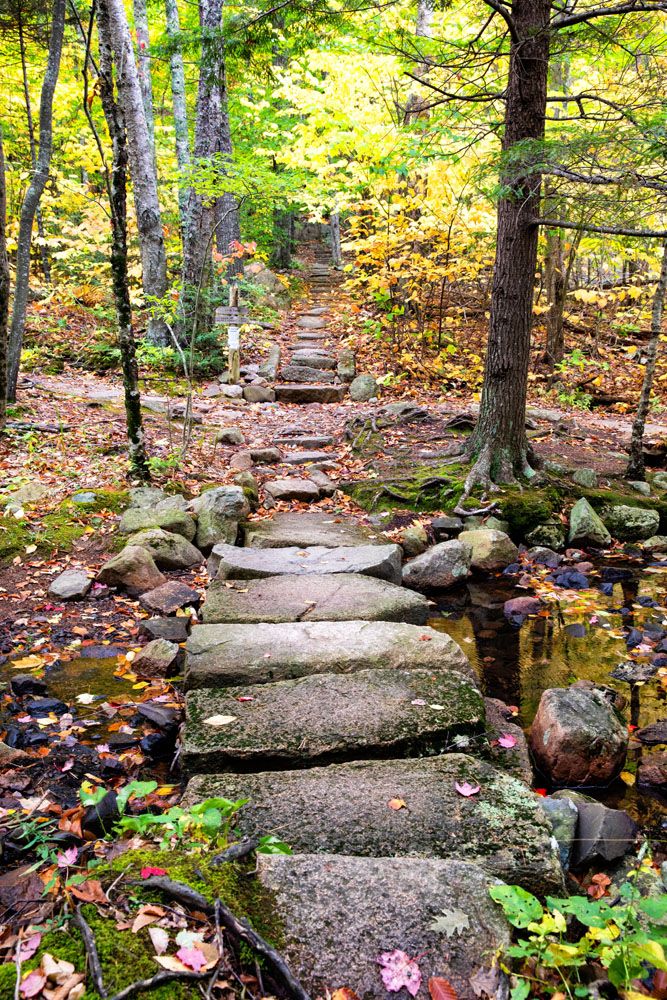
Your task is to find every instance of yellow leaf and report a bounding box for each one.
[620,770,636,786]
[12,654,45,669]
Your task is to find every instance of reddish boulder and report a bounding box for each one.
[638,751,667,789]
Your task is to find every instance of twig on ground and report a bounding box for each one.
[211,837,260,867]
[74,906,108,998]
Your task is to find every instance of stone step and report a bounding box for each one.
[291,330,329,341]
[280,364,336,384]
[275,384,347,404]
[263,478,321,503]
[184,754,562,892]
[207,541,402,584]
[200,573,431,626]
[185,620,460,687]
[182,666,484,772]
[282,450,334,464]
[296,316,327,329]
[300,306,328,316]
[241,511,382,548]
[229,854,510,1000]
[288,351,336,369]
[272,434,334,448]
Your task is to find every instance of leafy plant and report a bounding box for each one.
[490,859,667,999]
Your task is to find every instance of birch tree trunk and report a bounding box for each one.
[132,0,157,164]
[7,0,66,401]
[164,0,191,234]
[0,128,9,430]
[626,241,667,481]
[97,0,151,481]
[106,0,169,346]
[18,10,51,286]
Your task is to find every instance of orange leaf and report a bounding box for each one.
[387,798,407,811]
[331,990,360,1000]
[69,879,107,904]
[429,977,458,1000]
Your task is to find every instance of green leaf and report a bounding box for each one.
[639,896,667,922]
[489,885,544,928]
[510,979,531,1000]
[256,834,292,855]
[548,896,613,928]
[116,780,158,814]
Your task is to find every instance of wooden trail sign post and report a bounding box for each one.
[215,284,248,384]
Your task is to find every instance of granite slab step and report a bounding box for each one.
[182,666,484,772]
[241,511,382,548]
[275,384,347,404]
[280,365,336,384]
[245,855,510,999]
[296,316,327,329]
[291,331,329,341]
[207,541,403,584]
[200,573,430,626]
[184,754,562,892]
[272,434,334,448]
[263,479,321,503]
[282,450,334,464]
[185,620,464,688]
[288,351,336,369]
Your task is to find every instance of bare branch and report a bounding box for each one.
[403,71,505,102]
[481,0,519,41]
[553,0,667,30]
[543,164,667,194]
[536,217,667,237]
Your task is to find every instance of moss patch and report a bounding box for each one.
[342,463,466,514]
[497,487,561,537]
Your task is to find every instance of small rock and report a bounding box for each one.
[458,529,519,572]
[243,385,275,403]
[610,661,658,684]
[139,580,201,615]
[399,522,429,557]
[652,471,667,491]
[403,540,472,590]
[336,348,356,382]
[233,470,259,507]
[128,486,166,509]
[26,697,68,717]
[641,535,667,554]
[603,504,660,541]
[264,479,320,503]
[431,515,463,540]
[191,486,250,549]
[635,718,667,745]
[0,741,30,764]
[504,596,542,621]
[526,522,566,549]
[10,674,48,697]
[71,491,97,504]
[629,480,651,496]
[229,450,253,471]
[6,482,49,505]
[526,546,561,568]
[296,315,326,329]
[638,751,667,788]
[249,447,282,465]
[133,638,182,677]
[218,384,244,399]
[349,374,379,401]
[258,344,281,380]
[125,528,203,570]
[138,617,190,643]
[573,468,598,488]
[48,569,92,601]
[307,468,337,497]
[215,427,245,445]
[568,498,611,547]
[530,686,628,786]
[97,546,166,594]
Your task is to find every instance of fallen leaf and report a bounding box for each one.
[497,733,517,749]
[429,977,459,1000]
[141,867,168,879]
[388,798,407,811]
[69,880,107,904]
[203,715,237,727]
[429,909,470,937]
[331,989,361,1000]
[19,934,42,961]
[377,949,422,997]
[76,693,96,705]
[454,781,480,798]
[12,655,45,670]
[176,946,207,972]
[148,927,170,955]
[620,770,636,786]
[132,904,166,933]
[56,846,78,868]
[20,971,46,998]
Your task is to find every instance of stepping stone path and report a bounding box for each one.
[179,238,561,994]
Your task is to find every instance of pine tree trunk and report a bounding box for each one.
[132,0,157,163]
[164,0,191,234]
[97,0,151,482]
[106,0,169,347]
[626,241,667,481]
[464,0,551,487]
[7,0,66,401]
[0,128,9,430]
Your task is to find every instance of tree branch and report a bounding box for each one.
[481,0,519,42]
[535,217,667,238]
[553,0,667,30]
[543,164,667,194]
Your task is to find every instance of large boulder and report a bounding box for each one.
[402,540,472,590]
[349,374,379,401]
[125,528,203,570]
[119,505,197,541]
[568,498,611,547]
[530,686,628,786]
[184,755,563,893]
[603,504,660,541]
[191,486,249,550]
[185,621,470,688]
[97,546,166,594]
[458,528,519,571]
[252,854,510,1000]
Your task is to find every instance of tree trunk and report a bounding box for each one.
[464,0,551,487]
[0,127,10,430]
[106,0,169,346]
[330,210,342,268]
[544,214,566,366]
[18,10,51,286]
[626,241,667,481]
[97,0,151,482]
[164,0,191,234]
[214,84,242,278]
[132,0,157,164]
[7,0,66,401]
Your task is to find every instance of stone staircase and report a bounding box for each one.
[181,511,562,997]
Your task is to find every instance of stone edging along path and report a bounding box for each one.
[172,256,564,998]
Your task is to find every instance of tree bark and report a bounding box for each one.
[544,212,566,366]
[132,0,157,164]
[330,210,342,268]
[626,241,667,481]
[106,0,169,346]
[464,0,551,487]
[0,127,10,430]
[7,0,66,401]
[164,0,191,234]
[97,0,151,482]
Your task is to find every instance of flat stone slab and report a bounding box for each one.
[185,621,465,688]
[280,365,336,384]
[296,315,327,329]
[276,384,347,404]
[242,512,381,548]
[200,574,431,626]
[252,855,509,999]
[182,667,484,771]
[207,542,403,584]
[185,754,562,892]
[263,479,321,502]
[273,435,334,448]
[292,330,328,341]
[282,450,334,464]
[288,351,336,370]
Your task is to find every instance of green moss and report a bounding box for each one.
[574,485,667,532]
[497,487,561,538]
[342,463,466,513]
[0,906,188,1000]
